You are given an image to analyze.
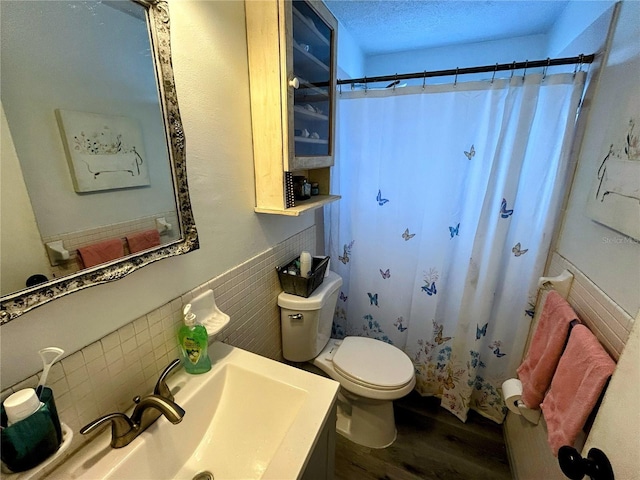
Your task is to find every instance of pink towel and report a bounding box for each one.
[77,238,124,268]
[126,229,161,254]
[517,290,579,408]
[541,324,615,455]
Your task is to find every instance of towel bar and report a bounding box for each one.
[538,270,574,299]
[45,241,70,266]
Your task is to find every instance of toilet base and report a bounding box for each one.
[335,389,397,449]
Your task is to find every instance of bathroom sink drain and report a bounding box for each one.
[192,471,214,480]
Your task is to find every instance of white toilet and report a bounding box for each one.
[278,271,416,448]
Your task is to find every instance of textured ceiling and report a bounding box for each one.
[323,0,571,56]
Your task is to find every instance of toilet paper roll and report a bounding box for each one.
[501,378,524,415]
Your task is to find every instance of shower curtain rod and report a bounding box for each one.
[336,53,596,87]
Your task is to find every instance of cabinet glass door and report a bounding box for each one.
[291,0,334,159]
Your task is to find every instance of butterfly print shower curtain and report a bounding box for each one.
[326,72,586,423]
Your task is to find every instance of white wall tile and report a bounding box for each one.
[117,324,135,343]
[132,316,149,335]
[548,252,633,360]
[100,331,121,352]
[61,352,86,375]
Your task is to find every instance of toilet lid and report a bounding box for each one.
[332,337,415,389]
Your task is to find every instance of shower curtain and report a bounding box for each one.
[326,72,585,423]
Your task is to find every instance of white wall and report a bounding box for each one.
[0,0,314,387]
[1,105,52,294]
[546,1,615,57]
[555,0,640,317]
[336,18,365,80]
[365,34,548,83]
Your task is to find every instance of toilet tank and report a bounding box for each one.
[278,271,343,362]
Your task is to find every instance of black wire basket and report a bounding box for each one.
[276,256,330,298]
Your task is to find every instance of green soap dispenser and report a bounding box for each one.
[178,304,211,374]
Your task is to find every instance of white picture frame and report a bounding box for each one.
[57,109,150,192]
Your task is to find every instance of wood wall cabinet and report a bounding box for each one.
[245,0,340,215]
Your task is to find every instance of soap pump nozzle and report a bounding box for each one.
[183,304,196,327]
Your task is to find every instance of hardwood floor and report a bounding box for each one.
[334,392,512,480]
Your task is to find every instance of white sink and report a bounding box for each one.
[49,342,339,480]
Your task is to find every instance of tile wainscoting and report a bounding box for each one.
[1,226,316,460]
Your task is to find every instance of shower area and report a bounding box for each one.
[326,59,588,423]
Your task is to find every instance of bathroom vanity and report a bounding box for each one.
[34,343,339,480]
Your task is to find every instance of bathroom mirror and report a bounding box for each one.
[0,0,198,323]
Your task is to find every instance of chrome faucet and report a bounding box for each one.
[80,359,185,448]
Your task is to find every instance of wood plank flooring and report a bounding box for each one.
[334,392,512,480]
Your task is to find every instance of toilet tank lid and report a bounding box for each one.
[277,271,343,310]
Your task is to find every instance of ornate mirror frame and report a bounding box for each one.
[0,0,198,324]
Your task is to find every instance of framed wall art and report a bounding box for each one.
[56,109,150,192]
[586,115,640,241]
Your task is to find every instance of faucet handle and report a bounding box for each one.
[154,358,181,400]
[80,413,134,448]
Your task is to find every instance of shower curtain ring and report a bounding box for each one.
[510,61,516,79]
[542,58,550,80]
[422,70,426,90]
[339,81,342,95]
[523,60,528,81]
[572,55,584,79]
[393,73,397,91]
[491,63,498,84]
[364,76,368,94]
[454,67,459,87]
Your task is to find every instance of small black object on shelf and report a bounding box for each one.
[292,175,311,201]
[558,446,614,480]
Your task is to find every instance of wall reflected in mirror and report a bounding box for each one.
[1,0,180,297]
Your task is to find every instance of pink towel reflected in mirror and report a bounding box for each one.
[77,238,124,268]
[126,229,161,254]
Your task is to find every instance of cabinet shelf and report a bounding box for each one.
[292,6,330,47]
[293,46,329,81]
[295,80,329,104]
[293,105,329,120]
[298,78,329,95]
[294,136,328,144]
[293,43,329,70]
[254,194,341,216]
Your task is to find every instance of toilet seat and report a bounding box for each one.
[332,337,415,390]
